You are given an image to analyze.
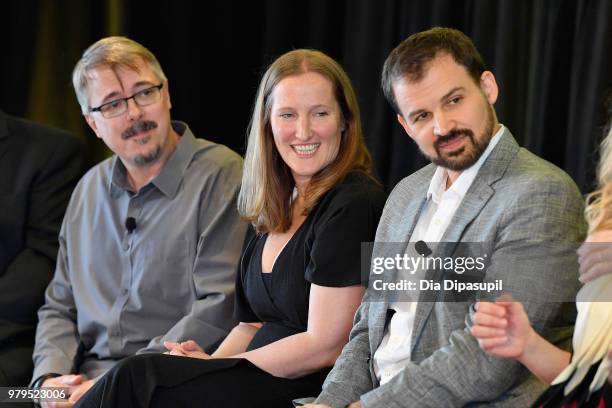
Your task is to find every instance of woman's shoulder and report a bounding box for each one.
[323,170,387,207]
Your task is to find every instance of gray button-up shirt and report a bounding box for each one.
[32,121,247,380]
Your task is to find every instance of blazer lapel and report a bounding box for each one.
[410,129,520,353]
[368,180,431,356]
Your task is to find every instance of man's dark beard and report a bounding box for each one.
[428,106,495,171]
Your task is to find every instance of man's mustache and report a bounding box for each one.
[122,121,158,140]
[434,128,474,148]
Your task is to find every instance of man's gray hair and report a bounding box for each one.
[72,36,167,114]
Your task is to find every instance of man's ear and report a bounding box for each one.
[480,71,499,105]
[84,114,101,139]
[396,113,413,139]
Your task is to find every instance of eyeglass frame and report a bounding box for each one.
[88,83,164,118]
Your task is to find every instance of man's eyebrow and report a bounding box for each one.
[99,91,122,105]
[98,81,157,105]
[406,87,466,121]
[440,86,465,102]
[131,80,156,90]
[407,108,427,121]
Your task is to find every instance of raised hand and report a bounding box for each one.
[470,296,536,359]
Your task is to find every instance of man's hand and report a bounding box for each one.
[40,375,94,408]
[68,379,95,404]
[164,340,212,360]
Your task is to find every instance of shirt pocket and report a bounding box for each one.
[136,238,194,304]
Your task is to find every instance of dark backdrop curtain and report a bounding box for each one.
[2,0,611,193]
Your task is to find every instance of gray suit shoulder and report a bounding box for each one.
[503,147,583,202]
[384,163,435,211]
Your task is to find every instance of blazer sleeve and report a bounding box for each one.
[315,300,375,408]
[3,126,85,385]
[0,132,85,324]
[0,134,84,323]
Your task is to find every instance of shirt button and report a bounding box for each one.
[123,243,130,251]
[121,288,128,295]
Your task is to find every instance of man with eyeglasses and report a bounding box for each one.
[30,37,247,406]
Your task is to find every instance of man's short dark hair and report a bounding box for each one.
[382,27,487,115]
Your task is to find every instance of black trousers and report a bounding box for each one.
[75,354,323,408]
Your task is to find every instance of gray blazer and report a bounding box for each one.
[315,129,586,407]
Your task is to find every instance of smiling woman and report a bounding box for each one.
[271,72,344,190]
[240,49,374,233]
[270,72,343,191]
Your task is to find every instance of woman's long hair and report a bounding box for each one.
[585,124,612,233]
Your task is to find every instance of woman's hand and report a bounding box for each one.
[578,229,612,283]
[471,296,536,359]
[163,340,212,360]
[470,294,571,384]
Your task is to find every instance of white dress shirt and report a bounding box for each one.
[373,125,505,384]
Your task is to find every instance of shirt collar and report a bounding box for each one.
[427,124,505,203]
[110,121,197,198]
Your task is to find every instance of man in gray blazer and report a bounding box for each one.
[307,27,586,407]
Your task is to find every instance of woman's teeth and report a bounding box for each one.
[293,143,320,155]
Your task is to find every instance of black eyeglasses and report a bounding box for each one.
[89,83,164,118]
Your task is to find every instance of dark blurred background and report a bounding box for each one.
[2,0,611,193]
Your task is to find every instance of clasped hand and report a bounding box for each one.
[40,374,95,408]
[163,339,212,359]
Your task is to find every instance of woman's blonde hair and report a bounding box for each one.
[585,124,612,233]
[238,49,374,233]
